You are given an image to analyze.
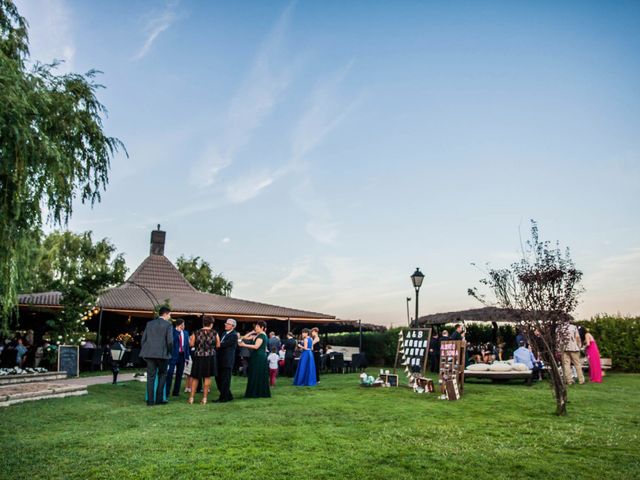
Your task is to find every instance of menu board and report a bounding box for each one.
[439,340,465,398]
[58,345,79,378]
[394,328,432,385]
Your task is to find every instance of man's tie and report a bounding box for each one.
[179,332,183,353]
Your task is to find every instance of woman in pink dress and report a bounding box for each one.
[584,329,602,383]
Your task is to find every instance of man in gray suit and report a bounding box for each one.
[140,306,173,406]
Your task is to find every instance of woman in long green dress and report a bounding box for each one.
[239,321,271,398]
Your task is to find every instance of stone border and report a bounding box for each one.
[0,384,87,407]
[0,372,68,385]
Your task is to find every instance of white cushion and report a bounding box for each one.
[489,362,513,372]
[466,363,490,371]
[512,363,529,372]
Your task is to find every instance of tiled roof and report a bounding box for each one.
[416,306,573,325]
[125,255,196,292]
[18,254,335,321]
[17,291,62,306]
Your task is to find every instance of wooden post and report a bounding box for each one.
[96,309,104,346]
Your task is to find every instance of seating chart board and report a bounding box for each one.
[394,328,432,386]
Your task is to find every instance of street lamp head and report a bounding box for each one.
[411,267,425,289]
[110,341,126,362]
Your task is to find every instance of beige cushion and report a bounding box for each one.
[467,363,490,371]
[512,363,529,372]
[489,362,513,372]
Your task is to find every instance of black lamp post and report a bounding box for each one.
[410,268,425,327]
[110,341,126,384]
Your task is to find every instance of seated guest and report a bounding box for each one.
[513,341,541,378]
[482,343,496,363]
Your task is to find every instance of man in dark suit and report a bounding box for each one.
[450,324,465,341]
[166,318,190,398]
[140,306,173,406]
[428,331,440,373]
[283,332,297,377]
[215,318,238,402]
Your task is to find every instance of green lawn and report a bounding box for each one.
[1,371,639,479]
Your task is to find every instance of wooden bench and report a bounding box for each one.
[464,370,534,386]
[580,357,612,370]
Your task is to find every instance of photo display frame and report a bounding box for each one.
[438,340,465,398]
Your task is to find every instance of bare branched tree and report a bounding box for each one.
[468,221,584,416]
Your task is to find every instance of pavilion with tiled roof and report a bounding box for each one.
[18,228,337,341]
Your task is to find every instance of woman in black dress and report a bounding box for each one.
[188,317,220,405]
[311,327,322,383]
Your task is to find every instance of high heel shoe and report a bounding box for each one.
[200,397,208,405]
[187,397,194,404]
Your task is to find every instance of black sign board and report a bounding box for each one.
[394,328,432,385]
[58,345,79,377]
[380,373,399,386]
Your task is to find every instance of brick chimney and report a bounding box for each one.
[150,224,166,255]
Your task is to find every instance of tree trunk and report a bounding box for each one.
[540,349,568,416]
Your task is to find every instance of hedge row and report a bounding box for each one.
[328,315,640,372]
[577,315,640,372]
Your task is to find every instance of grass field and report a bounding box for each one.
[1,371,638,480]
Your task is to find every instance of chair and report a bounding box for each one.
[79,348,94,371]
[320,354,328,372]
[90,348,103,371]
[330,353,345,374]
[351,353,368,372]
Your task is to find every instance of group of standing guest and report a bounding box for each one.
[140,307,324,406]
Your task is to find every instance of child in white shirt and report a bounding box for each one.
[267,348,280,387]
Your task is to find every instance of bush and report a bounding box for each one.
[577,315,640,372]
[327,328,403,366]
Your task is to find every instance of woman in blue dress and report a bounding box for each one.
[293,329,317,386]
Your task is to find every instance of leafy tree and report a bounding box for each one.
[468,221,584,416]
[0,0,125,331]
[176,255,233,296]
[20,230,128,345]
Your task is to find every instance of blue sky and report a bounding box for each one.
[15,0,640,325]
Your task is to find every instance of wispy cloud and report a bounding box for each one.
[288,63,364,245]
[190,2,295,188]
[15,0,75,71]
[291,61,362,162]
[225,170,276,204]
[264,256,408,323]
[132,1,180,61]
[292,178,339,245]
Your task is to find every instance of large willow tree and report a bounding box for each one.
[0,0,124,331]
